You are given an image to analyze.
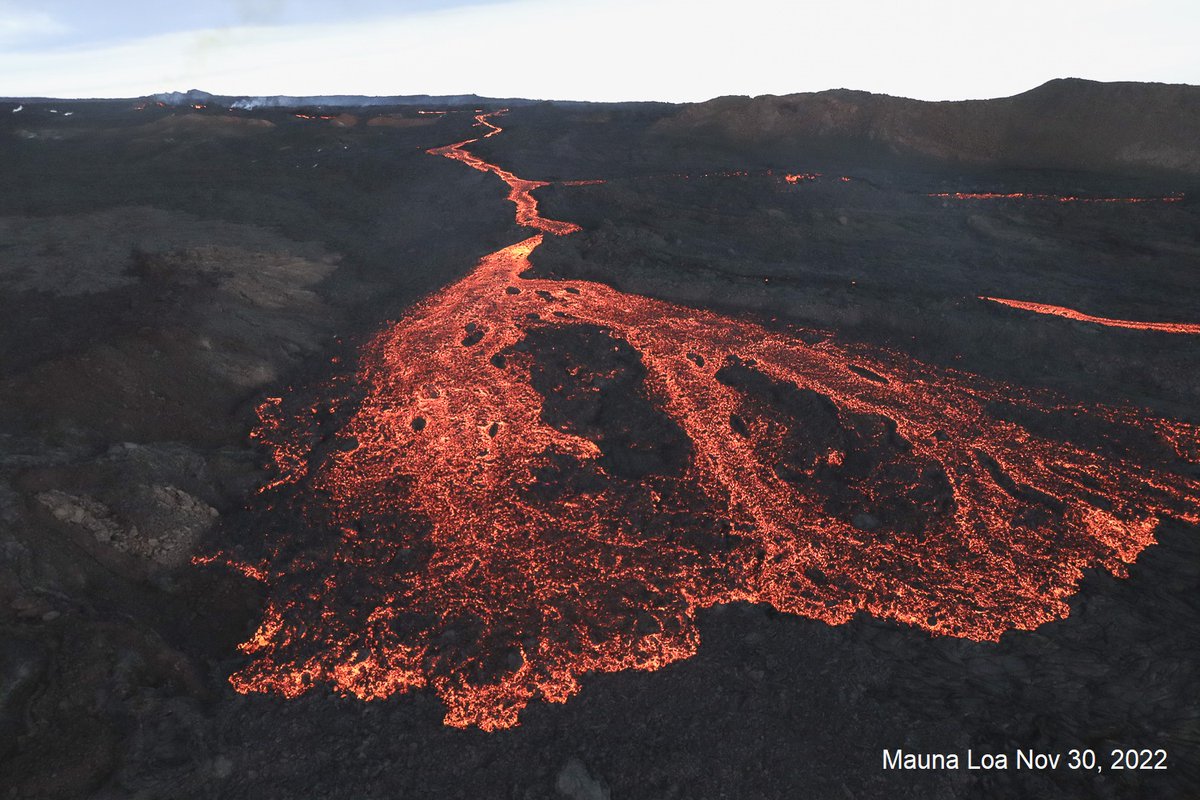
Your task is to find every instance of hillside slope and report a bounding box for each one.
[655,79,1200,174]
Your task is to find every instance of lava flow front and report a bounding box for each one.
[221,111,1200,731]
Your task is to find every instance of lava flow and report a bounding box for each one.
[930,191,1184,203]
[221,111,1200,731]
[983,297,1200,334]
[426,112,579,235]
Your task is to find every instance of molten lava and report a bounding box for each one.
[930,192,1184,203]
[426,112,579,236]
[983,297,1200,334]
[219,111,1200,732]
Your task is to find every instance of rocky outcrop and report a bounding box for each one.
[35,485,216,569]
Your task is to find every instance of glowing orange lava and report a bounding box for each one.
[930,192,1184,203]
[219,112,1200,731]
[983,297,1200,334]
[426,112,580,235]
[573,170,850,186]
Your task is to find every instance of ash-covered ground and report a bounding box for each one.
[1,86,1198,799]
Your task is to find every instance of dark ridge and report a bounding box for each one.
[655,78,1200,176]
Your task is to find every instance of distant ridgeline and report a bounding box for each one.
[149,89,561,110]
[8,79,1199,177]
[655,78,1200,177]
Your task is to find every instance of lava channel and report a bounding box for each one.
[982,297,1200,335]
[215,111,1200,731]
[929,191,1183,203]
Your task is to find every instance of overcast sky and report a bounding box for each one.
[1,0,1197,101]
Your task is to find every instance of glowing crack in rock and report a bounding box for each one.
[217,112,1200,731]
[929,192,1184,204]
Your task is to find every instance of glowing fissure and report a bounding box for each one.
[983,297,1200,334]
[563,169,852,186]
[930,192,1184,204]
[220,111,1200,731]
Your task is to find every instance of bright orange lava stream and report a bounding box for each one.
[983,297,1200,334]
[426,111,580,236]
[224,112,1200,731]
[930,192,1183,204]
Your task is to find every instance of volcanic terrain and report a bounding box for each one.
[1,81,1198,799]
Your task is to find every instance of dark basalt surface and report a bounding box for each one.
[524,324,694,479]
[0,87,1197,798]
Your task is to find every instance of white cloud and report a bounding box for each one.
[0,0,1197,101]
[0,5,67,45]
